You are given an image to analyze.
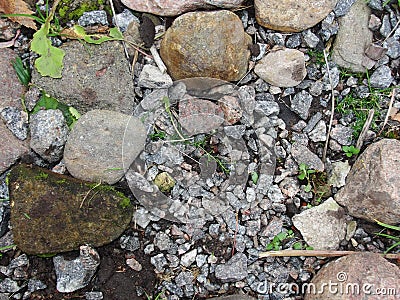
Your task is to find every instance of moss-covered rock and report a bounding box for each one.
[10,164,133,255]
[57,0,110,23]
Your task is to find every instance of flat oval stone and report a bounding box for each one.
[10,164,133,254]
[255,0,338,32]
[160,10,251,81]
[120,0,245,16]
[254,48,307,87]
[64,110,146,185]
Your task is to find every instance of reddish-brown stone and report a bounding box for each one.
[120,0,245,16]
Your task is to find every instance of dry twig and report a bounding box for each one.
[356,109,375,150]
[150,45,167,74]
[322,49,335,164]
[378,88,398,136]
[259,249,400,260]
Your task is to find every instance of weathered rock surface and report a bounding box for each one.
[332,0,372,72]
[160,10,251,81]
[290,90,313,120]
[254,48,307,87]
[336,139,400,224]
[54,245,100,293]
[291,142,324,171]
[255,0,338,32]
[10,164,133,254]
[0,48,26,111]
[0,122,29,174]
[292,198,348,250]
[64,110,146,185]
[29,109,69,163]
[178,98,225,135]
[214,253,248,282]
[31,41,135,114]
[138,65,173,89]
[304,252,400,299]
[120,0,245,16]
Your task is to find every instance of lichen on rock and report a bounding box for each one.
[10,164,133,254]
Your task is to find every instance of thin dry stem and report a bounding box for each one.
[322,49,335,165]
[378,88,398,136]
[150,45,167,74]
[356,109,375,149]
[259,250,400,260]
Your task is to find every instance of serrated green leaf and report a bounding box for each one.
[34,45,65,78]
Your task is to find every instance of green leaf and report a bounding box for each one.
[69,106,81,119]
[34,45,65,78]
[304,183,312,192]
[109,27,124,39]
[375,219,400,231]
[31,23,51,55]
[292,242,303,250]
[305,246,314,250]
[266,243,274,251]
[276,231,288,242]
[12,57,31,87]
[251,172,259,184]
[298,172,306,180]
[31,93,59,114]
[31,22,65,78]
[71,25,124,44]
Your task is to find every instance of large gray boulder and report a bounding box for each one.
[336,139,400,224]
[64,110,146,185]
[304,252,400,299]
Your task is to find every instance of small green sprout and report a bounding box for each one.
[266,230,294,251]
[342,145,360,157]
[297,163,316,193]
[251,171,259,185]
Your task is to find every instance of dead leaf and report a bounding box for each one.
[0,0,37,30]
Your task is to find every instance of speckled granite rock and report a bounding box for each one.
[31,41,135,114]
